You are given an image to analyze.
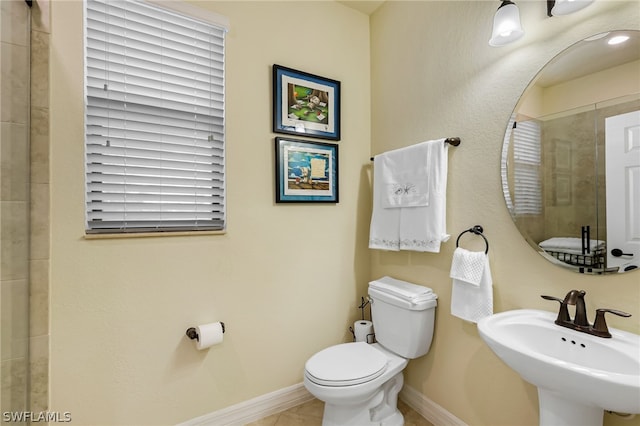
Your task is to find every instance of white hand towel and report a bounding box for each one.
[379,145,430,208]
[450,247,486,286]
[382,174,430,209]
[369,139,449,252]
[369,157,401,250]
[450,250,493,323]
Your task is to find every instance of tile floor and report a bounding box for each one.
[245,398,434,426]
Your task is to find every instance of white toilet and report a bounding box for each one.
[304,277,438,426]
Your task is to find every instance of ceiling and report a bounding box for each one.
[337,1,385,15]
[536,30,640,87]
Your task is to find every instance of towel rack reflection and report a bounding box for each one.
[456,225,489,254]
[370,137,460,161]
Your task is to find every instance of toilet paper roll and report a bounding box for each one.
[194,322,224,350]
[354,320,374,343]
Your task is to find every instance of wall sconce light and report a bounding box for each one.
[547,0,594,16]
[489,1,524,47]
[490,0,595,47]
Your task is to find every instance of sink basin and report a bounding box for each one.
[478,309,640,426]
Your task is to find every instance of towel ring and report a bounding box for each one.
[456,225,489,254]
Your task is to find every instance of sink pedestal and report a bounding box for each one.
[538,389,604,426]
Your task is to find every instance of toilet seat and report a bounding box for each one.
[304,342,388,387]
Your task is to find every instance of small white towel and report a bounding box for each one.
[450,247,486,286]
[450,249,493,323]
[369,139,449,252]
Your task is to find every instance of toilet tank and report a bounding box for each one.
[368,279,437,359]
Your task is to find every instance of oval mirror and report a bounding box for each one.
[501,30,640,274]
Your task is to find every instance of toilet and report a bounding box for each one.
[304,277,438,426]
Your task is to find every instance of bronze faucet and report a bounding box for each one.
[565,289,589,327]
[541,290,632,338]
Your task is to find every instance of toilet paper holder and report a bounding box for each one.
[349,322,375,343]
[358,296,371,320]
[349,296,375,343]
[186,322,226,341]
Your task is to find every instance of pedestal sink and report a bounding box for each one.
[477,309,640,426]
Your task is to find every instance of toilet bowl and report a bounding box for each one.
[303,277,437,426]
[304,343,407,426]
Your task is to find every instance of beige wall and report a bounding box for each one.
[519,59,640,118]
[542,59,640,115]
[49,1,371,424]
[370,1,640,426]
[47,0,640,425]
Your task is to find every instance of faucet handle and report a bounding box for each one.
[592,308,632,338]
[541,295,563,303]
[541,295,570,323]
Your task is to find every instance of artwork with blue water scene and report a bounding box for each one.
[275,137,339,203]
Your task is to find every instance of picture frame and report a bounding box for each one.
[274,137,339,203]
[273,64,341,141]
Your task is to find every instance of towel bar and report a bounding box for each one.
[370,137,460,161]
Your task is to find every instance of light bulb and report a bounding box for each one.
[608,35,630,45]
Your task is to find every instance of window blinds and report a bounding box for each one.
[85,0,226,234]
[501,115,516,213]
[512,120,542,215]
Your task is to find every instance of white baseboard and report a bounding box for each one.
[399,384,467,426]
[178,383,314,426]
[179,382,465,426]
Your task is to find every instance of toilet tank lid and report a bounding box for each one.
[369,276,436,300]
[369,277,437,310]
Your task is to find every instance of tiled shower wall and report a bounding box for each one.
[0,0,50,417]
[1,0,31,416]
[29,0,50,414]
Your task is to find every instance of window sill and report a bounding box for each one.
[84,230,226,240]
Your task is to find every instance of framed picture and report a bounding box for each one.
[273,64,341,141]
[275,137,339,203]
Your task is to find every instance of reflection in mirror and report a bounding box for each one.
[501,30,640,275]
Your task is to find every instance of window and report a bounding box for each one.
[84,0,227,234]
[512,120,542,215]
